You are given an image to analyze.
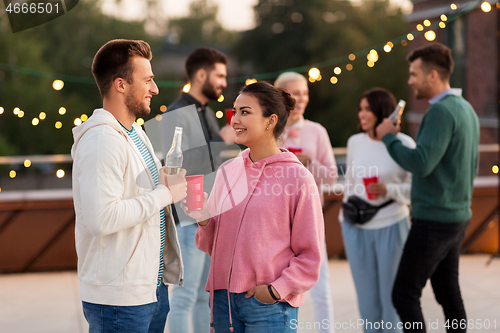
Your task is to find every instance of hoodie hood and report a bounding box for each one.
[71,109,137,158]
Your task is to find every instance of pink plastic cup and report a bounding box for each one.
[226,109,234,125]
[186,175,204,211]
[363,176,379,200]
[287,147,303,155]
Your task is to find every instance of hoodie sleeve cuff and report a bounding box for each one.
[269,279,290,301]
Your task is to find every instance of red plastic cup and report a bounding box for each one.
[363,176,379,200]
[287,147,303,155]
[186,175,204,211]
[225,108,234,125]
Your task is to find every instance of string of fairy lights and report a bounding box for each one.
[0,1,498,188]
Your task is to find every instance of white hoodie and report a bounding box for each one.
[71,108,183,306]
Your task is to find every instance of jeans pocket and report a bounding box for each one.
[252,295,278,306]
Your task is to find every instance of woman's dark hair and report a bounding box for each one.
[358,88,397,137]
[239,81,295,140]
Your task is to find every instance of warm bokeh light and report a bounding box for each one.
[308,68,321,80]
[59,107,66,115]
[439,22,446,29]
[424,30,436,41]
[32,118,39,126]
[407,33,415,41]
[80,114,88,122]
[182,83,191,93]
[416,24,424,31]
[74,118,82,126]
[18,111,24,118]
[56,169,65,178]
[217,95,224,103]
[13,107,20,115]
[450,3,457,10]
[492,165,499,174]
[481,2,492,12]
[346,64,353,71]
[9,170,16,178]
[423,19,431,27]
[55,121,62,129]
[155,114,163,121]
[367,61,375,68]
[215,111,224,118]
[367,51,379,63]
[330,76,338,84]
[245,78,257,86]
[24,159,31,168]
[348,54,356,61]
[387,42,394,48]
[136,118,145,126]
[401,40,408,46]
[308,76,315,83]
[384,45,392,53]
[333,67,341,75]
[0,107,4,114]
[39,112,46,120]
[52,79,64,91]
[441,14,448,21]
[160,105,167,112]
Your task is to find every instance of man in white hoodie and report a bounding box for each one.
[71,39,187,333]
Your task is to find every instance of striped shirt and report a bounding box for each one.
[120,122,166,287]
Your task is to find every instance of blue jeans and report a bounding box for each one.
[82,283,169,333]
[213,289,298,333]
[168,223,211,333]
[392,219,469,333]
[342,218,410,333]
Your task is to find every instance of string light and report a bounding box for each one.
[24,159,31,168]
[308,68,321,80]
[348,54,356,61]
[59,107,66,115]
[439,22,446,29]
[346,64,353,71]
[9,170,16,178]
[55,121,62,129]
[407,33,414,41]
[481,2,492,12]
[493,165,499,174]
[367,50,378,63]
[32,118,39,126]
[155,114,163,121]
[367,61,375,68]
[215,111,224,118]
[18,111,24,118]
[13,107,20,115]
[245,78,257,85]
[217,95,224,102]
[136,118,145,126]
[182,83,191,93]
[160,105,167,112]
[56,169,65,178]
[423,19,431,27]
[0,107,4,114]
[416,24,424,31]
[450,3,457,10]
[39,112,46,120]
[74,118,82,126]
[333,67,341,75]
[387,42,394,48]
[384,44,392,53]
[424,30,436,41]
[330,76,338,84]
[52,79,64,90]
[441,14,448,21]
[401,40,408,46]
[80,114,88,121]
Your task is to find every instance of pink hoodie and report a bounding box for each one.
[196,149,324,328]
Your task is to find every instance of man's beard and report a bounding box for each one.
[202,79,220,101]
[125,90,149,117]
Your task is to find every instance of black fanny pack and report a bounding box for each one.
[342,196,394,225]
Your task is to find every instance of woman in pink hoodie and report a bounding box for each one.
[183,81,325,332]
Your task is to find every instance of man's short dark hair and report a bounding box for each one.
[407,43,454,81]
[92,39,152,98]
[185,47,228,82]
